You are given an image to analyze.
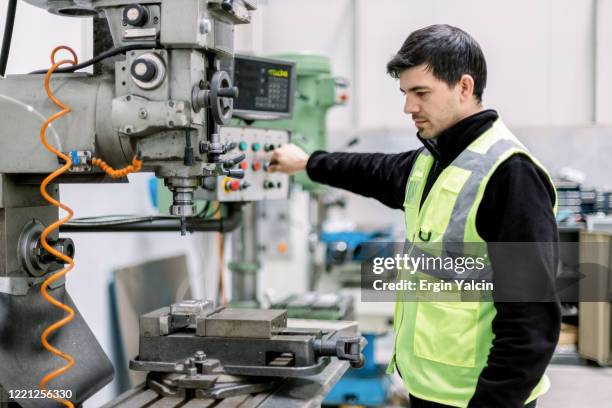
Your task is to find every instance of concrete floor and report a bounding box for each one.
[539,364,612,407]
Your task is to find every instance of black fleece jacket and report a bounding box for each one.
[306,110,561,408]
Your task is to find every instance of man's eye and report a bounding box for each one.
[416,92,428,97]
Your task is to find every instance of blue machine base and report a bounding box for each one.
[324,368,389,406]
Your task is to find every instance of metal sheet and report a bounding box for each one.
[112,255,192,389]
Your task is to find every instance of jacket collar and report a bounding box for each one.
[419,109,499,166]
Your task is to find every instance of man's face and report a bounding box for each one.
[399,64,464,139]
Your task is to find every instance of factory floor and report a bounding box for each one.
[538,363,612,407]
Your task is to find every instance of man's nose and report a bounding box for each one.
[404,96,419,115]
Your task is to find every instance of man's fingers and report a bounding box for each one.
[267,164,280,173]
[270,149,281,162]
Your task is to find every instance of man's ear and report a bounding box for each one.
[458,74,475,102]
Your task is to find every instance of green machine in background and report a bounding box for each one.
[234,53,347,194]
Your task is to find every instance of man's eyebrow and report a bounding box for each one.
[407,86,431,92]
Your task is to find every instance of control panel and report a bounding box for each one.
[232,54,296,120]
[198,126,290,202]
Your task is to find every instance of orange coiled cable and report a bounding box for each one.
[91,156,142,179]
[38,45,79,408]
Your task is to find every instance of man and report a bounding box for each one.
[268,25,560,408]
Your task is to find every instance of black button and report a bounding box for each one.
[131,58,157,82]
[123,4,149,27]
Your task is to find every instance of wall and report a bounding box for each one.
[0,1,92,74]
[354,0,596,128]
[254,0,612,232]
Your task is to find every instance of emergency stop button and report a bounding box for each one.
[225,180,241,192]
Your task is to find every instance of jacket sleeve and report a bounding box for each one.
[305,149,422,209]
[468,155,561,408]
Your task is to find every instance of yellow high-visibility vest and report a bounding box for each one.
[386,119,557,407]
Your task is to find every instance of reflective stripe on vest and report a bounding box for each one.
[387,119,556,407]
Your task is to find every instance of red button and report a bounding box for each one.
[228,180,241,191]
[240,162,248,170]
[252,161,261,171]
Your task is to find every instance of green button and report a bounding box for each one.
[239,141,248,151]
[252,142,261,152]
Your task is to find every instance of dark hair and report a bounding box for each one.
[387,24,487,102]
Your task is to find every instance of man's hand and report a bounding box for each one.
[267,144,309,175]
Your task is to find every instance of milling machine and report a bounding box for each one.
[0,1,365,407]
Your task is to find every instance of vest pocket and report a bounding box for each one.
[414,301,479,368]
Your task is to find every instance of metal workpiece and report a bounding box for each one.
[204,309,288,339]
[171,299,216,317]
[140,300,216,337]
[171,299,217,333]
